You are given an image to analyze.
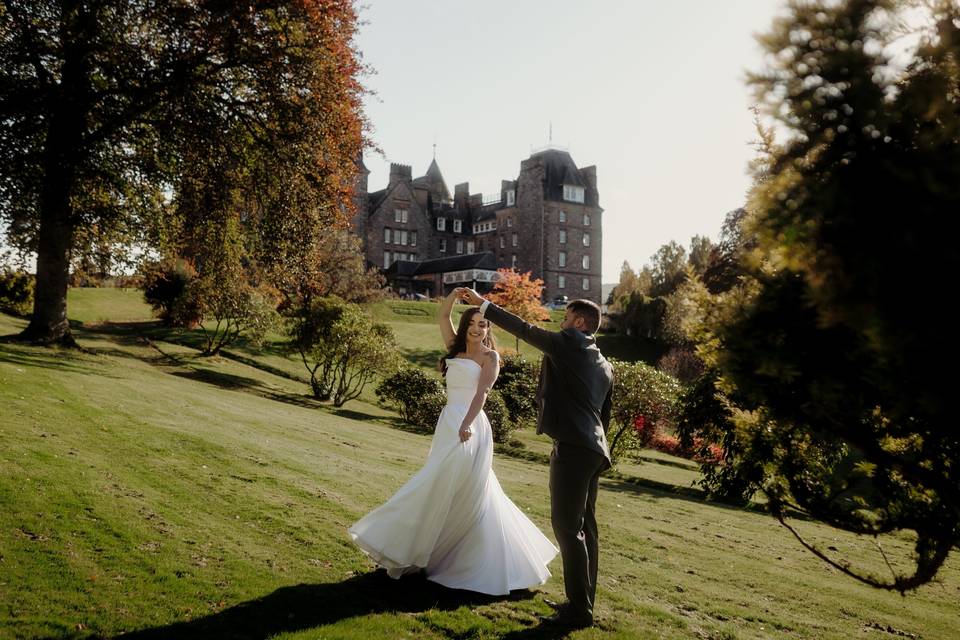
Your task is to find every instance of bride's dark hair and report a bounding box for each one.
[440,307,497,375]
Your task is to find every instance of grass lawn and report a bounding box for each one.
[0,292,958,639]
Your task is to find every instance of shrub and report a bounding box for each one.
[0,269,34,316]
[141,258,201,327]
[376,368,445,425]
[675,371,763,504]
[607,358,683,466]
[496,353,538,428]
[657,346,705,384]
[484,389,513,444]
[187,276,279,356]
[287,297,401,406]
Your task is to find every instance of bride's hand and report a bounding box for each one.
[458,425,472,442]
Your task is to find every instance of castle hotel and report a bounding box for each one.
[351,147,602,305]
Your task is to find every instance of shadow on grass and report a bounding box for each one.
[117,570,535,640]
[0,341,123,377]
[170,368,265,391]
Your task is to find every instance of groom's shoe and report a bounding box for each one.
[538,605,593,629]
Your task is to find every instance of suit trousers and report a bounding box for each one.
[549,440,605,619]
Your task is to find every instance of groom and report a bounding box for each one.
[460,289,613,628]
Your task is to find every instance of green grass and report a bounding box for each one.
[1,292,958,639]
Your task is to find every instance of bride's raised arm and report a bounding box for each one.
[438,288,461,349]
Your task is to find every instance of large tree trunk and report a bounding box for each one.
[15,5,89,347]
[19,181,76,346]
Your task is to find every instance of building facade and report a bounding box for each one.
[351,147,602,304]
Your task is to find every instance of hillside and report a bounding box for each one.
[0,291,957,639]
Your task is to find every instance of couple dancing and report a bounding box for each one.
[349,287,614,628]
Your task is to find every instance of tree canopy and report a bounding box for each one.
[692,0,960,591]
[0,0,367,344]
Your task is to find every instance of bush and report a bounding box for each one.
[376,368,445,425]
[141,258,201,327]
[607,358,683,466]
[657,346,704,384]
[0,269,34,316]
[675,371,763,504]
[287,297,401,406]
[484,389,513,444]
[496,353,538,428]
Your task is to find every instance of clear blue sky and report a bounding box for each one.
[355,0,787,283]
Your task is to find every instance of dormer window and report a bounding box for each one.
[506,189,516,206]
[563,185,585,203]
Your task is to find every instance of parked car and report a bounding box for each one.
[544,296,569,311]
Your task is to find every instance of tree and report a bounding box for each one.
[692,0,960,591]
[484,268,549,352]
[607,261,640,306]
[0,0,367,345]
[687,235,713,277]
[648,240,688,298]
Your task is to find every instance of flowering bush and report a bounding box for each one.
[607,359,682,465]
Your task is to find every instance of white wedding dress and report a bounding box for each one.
[349,357,558,595]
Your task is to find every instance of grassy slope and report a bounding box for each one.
[0,292,958,639]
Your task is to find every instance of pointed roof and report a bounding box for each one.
[413,158,451,201]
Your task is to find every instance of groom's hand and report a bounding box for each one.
[460,288,484,305]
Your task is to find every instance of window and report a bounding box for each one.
[582,277,590,290]
[456,240,463,254]
[583,232,590,247]
[558,275,566,289]
[383,251,391,268]
[558,251,566,267]
[499,236,505,249]
[454,219,462,233]
[410,231,417,247]
[402,209,408,223]
[384,228,391,244]
[511,254,517,268]
[511,233,517,247]
[506,189,515,206]
[394,209,408,223]
[582,255,590,270]
[507,217,513,227]
[437,217,446,231]
[583,213,590,226]
[466,241,474,253]
[563,185,585,203]
[559,229,566,244]
[402,230,409,245]
[559,210,566,223]
[439,239,447,253]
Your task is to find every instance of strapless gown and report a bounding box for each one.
[348,357,558,595]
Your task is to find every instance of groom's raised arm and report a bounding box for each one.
[478,299,564,356]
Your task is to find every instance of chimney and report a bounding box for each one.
[389,163,412,186]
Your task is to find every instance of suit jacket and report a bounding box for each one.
[482,302,614,465]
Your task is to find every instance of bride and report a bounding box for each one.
[349,287,558,595]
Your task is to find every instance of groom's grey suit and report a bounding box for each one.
[479,301,613,621]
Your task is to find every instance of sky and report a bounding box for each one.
[354,0,789,283]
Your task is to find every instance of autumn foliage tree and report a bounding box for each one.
[484,268,549,352]
[0,0,368,345]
